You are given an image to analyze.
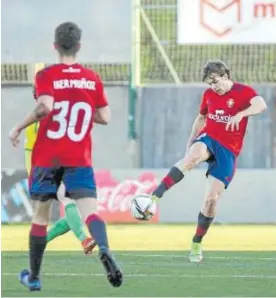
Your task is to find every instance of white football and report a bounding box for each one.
[131,194,156,221]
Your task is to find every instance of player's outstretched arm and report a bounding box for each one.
[9,95,53,147]
[226,96,267,132]
[186,113,206,153]
[240,96,267,117]
[94,106,111,125]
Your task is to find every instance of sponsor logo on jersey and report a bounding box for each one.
[208,109,233,123]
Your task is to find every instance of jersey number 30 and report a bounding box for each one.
[47,101,92,142]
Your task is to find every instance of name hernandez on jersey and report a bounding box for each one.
[32,63,108,167]
[199,82,258,156]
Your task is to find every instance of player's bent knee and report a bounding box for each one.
[183,154,203,170]
[182,143,210,171]
[175,143,209,172]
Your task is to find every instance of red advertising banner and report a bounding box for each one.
[60,170,160,223]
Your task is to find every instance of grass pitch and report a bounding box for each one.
[2,224,276,297]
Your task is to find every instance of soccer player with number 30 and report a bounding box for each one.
[9,22,123,291]
[25,86,96,256]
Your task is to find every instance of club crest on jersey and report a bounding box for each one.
[227,99,235,108]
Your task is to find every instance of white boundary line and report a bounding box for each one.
[2,252,276,261]
[115,253,276,261]
[2,273,276,279]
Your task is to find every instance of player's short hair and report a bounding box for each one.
[202,59,231,81]
[54,22,82,56]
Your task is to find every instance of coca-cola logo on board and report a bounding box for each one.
[95,170,159,213]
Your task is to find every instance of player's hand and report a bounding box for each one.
[9,126,22,147]
[226,112,244,132]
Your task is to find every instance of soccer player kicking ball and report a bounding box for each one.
[25,104,95,255]
[9,22,122,290]
[151,60,267,263]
